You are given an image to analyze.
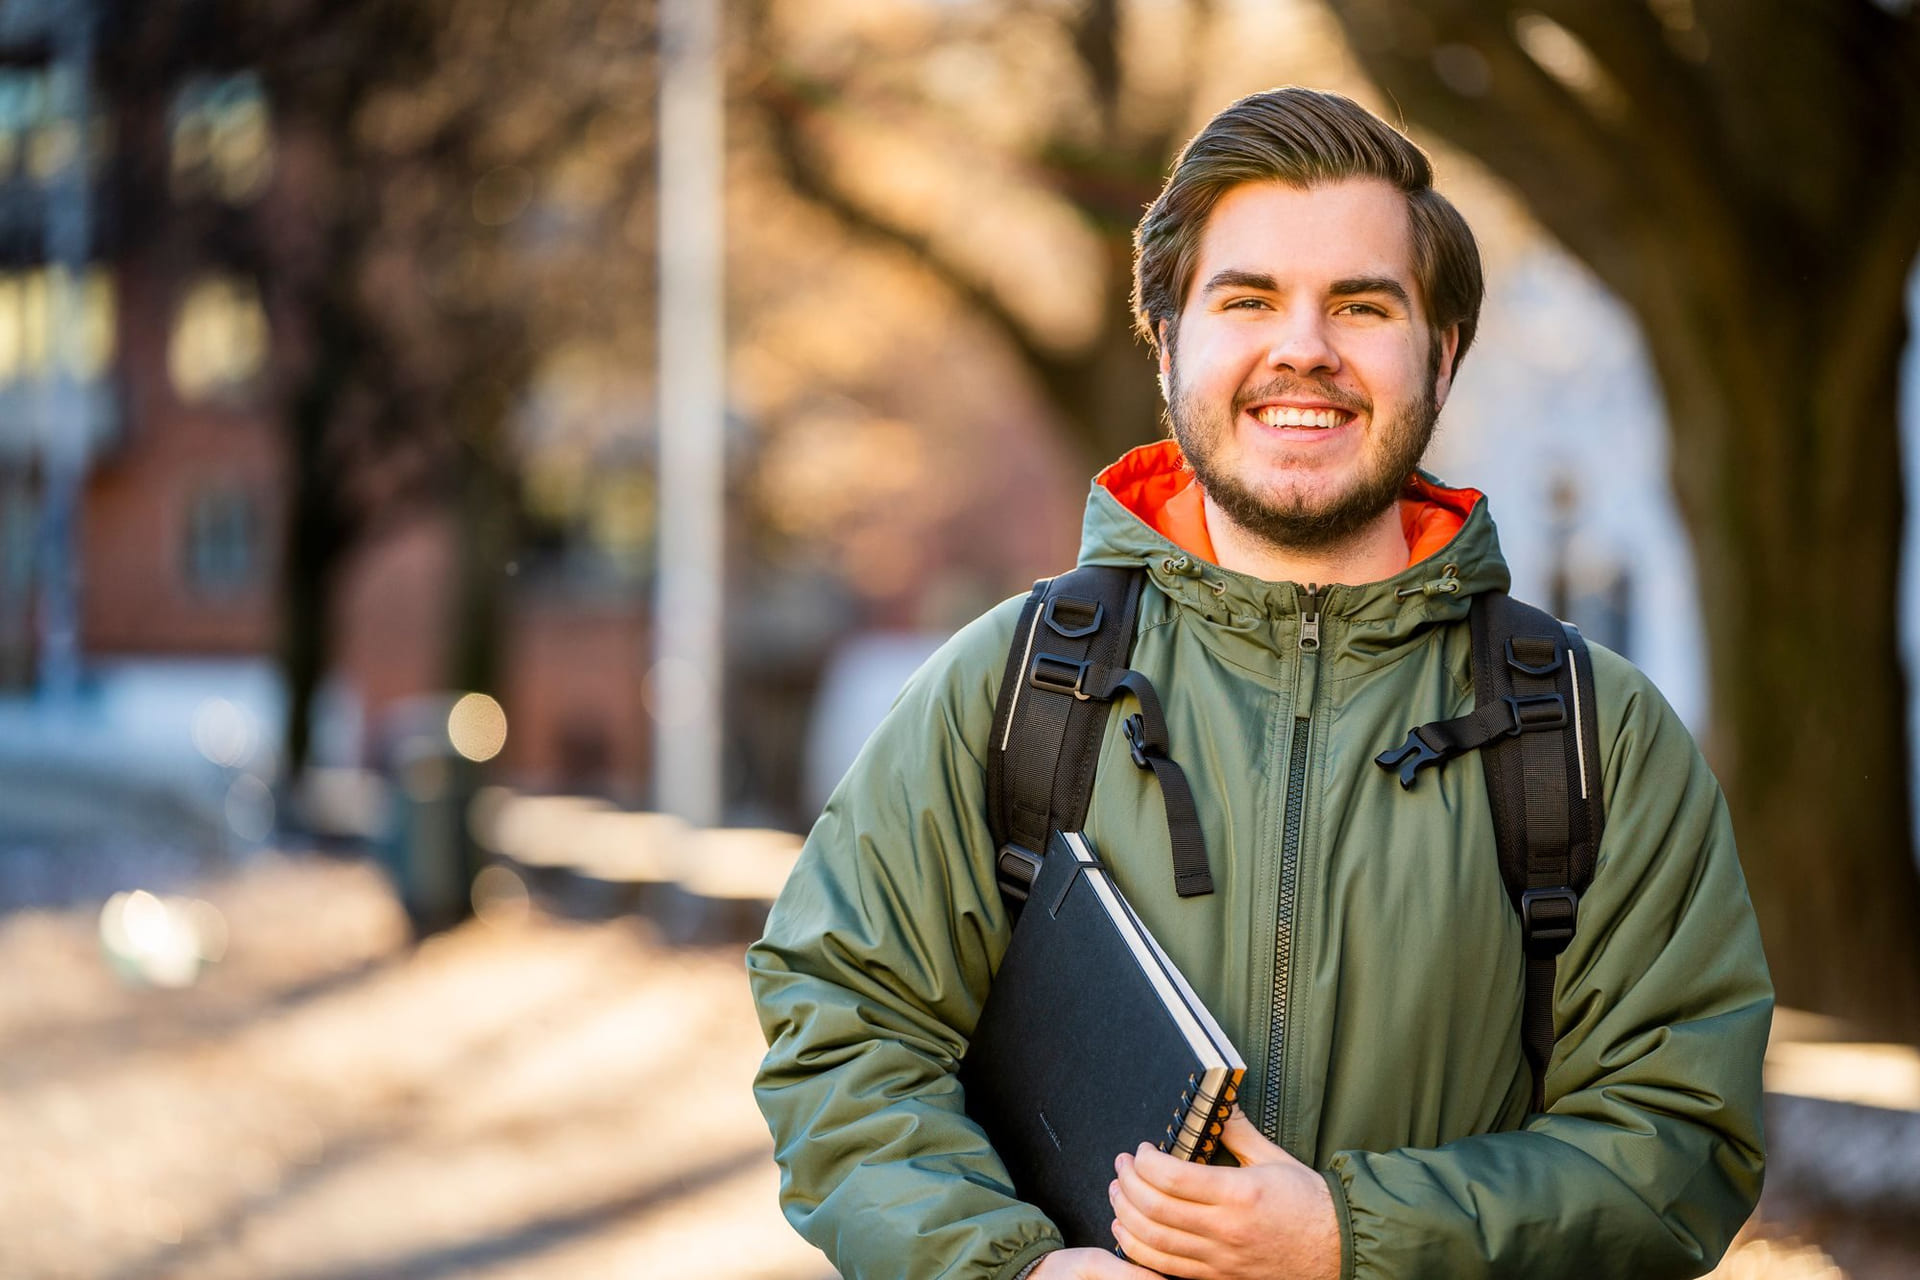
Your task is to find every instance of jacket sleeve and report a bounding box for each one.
[746,601,1064,1280]
[1325,644,1772,1279]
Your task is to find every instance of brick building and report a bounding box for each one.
[0,3,1083,828]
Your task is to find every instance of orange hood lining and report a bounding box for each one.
[1095,440,1480,571]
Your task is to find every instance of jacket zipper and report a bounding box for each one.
[1262,584,1320,1140]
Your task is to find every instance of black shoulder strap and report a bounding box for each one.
[987,566,1211,919]
[1374,590,1606,1112]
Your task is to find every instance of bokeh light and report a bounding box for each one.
[191,696,256,767]
[447,692,509,762]
[470,863,530,928]
[225,773,275,842]
[98,891,229,988]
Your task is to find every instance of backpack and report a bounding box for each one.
[985,564,1606,1113]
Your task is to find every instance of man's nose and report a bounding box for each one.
[1265,310,1339,375]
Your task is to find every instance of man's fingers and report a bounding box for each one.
[1031,1246,1163,1278]
[1109,1176,1217,1269]
[1125,1143,1229,1203]
[1111,1216,1213,1280]
[1113,1154,1212,1232]
[1217,1107,1292,1167]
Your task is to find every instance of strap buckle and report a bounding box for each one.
[1029,652,1092,700]
[995,845,1043,904]
[1376,728,1444,790]
[1506,637,1564,677]
[1520,887,1579,956]
[1043,596,1104,639]
[1123,713,1157,768]
[1503,693,1567,735]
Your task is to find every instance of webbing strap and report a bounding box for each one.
[1472,593,1594,1112]
[986,567,1212,919]
[1088,666,1210,898]
[1373,591,1606,1114]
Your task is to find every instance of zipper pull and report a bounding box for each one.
[1299,584,1321,652]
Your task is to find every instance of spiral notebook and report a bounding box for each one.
[960,830,1246,1250]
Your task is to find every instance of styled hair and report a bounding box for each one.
[1132,87,1484,377]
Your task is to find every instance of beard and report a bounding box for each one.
[1165,340,1441,555]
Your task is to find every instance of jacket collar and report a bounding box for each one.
[1076,440,1511,644]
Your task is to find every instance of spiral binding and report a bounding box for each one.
[1161,1075,1198,1152]
[1192,1074,1242,1161]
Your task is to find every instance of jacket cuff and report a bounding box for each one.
[1322,1164,1356,1280]
[997,1238,1059,1280]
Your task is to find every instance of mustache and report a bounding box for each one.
[1233,376,1370,416]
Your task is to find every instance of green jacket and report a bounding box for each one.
[749,457,1770,1279]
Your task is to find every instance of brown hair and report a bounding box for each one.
[1132,88,1484,377]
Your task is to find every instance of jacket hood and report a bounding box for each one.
[1077,440,1511,640]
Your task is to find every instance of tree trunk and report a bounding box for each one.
[1320,0,1920,1042]
[1041,296,1168,473]
[277,297,357,781]
[1660,287,1920,1042]
[432,377,521,932]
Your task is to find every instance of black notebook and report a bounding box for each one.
[960,830,1246,1251]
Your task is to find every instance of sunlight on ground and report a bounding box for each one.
[0,850,1895,1279]
[0,852,831,1280]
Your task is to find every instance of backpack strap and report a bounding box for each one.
[1373,591,1606,1111]
[987,566,1212,920]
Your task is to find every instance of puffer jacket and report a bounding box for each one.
[749,441,1770,1280]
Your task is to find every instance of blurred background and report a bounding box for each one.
[0,0,1915,1275]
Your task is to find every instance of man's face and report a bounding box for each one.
[1160,177,1458,553]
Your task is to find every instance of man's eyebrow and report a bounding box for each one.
[1330,276,1412,308]
[1200,269,1278,294]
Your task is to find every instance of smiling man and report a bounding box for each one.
[750,89,1769,1280]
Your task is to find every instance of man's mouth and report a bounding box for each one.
[1251,405,1356,430]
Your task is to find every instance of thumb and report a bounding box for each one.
[1218,1106,1293,1167]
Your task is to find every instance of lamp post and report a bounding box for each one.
[652,0,725,828]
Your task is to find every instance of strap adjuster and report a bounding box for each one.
[1506,637,1563,677]
[995,845,1043,903]
[1029,652,1091,700]
[1520,887,1579,956]
[1504,693,1567,734]
[1043,596,1104,639]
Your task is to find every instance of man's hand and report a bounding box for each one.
[1107,1109,1341,1280]
[1029,1247,1163,1278]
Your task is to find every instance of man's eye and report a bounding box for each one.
[1226,297,1269,310]
[1336,302,1386,317]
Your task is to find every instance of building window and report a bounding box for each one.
[168,275,267,403]
[183,489,259,594]
[0,266,116,386]
[0,64,103,186]
[169,73,273,204]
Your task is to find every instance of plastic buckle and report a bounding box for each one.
[1506,638,1564,677]
[1376,728,1444,790]
[1520,887,1579,956]
[1044,596,1104,639]
[1029,653,1091,700]
[1504,693,1567,734]
[1123,713,1155,768]
[996,845,1043,903]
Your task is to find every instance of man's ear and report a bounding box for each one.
[1432,324,1461,410]
[1157,320,1173,384]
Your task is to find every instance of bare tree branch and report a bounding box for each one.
[1328,0,1653,304]
[750,71,1084,389]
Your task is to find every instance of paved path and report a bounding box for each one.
[1,848,1907,1278]
[0,852,831,1280]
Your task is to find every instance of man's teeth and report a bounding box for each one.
[1256,406,1345,429]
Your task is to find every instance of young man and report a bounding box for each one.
[749,88,1769,1280]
